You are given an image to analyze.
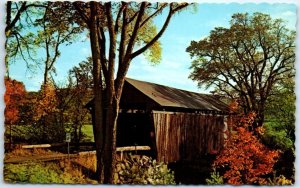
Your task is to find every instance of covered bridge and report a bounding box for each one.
[90,78,229,163]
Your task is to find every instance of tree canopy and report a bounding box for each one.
[263,76,295,152]
[33,2,83,84]
[5,1,46,72]
[186,12,295,125]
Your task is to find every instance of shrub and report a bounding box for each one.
[114,154,175,184]
[4,163,63,183]
[205,169,224,185]
[4,160,96,184]
[214,112,279,185]
[268,175,293,185]
[262,122,294,152]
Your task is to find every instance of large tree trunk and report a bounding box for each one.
[89,1,104,182]
[102,74,128,183]
[92,44,104,183]
[240,92,266,128]
[102,61,127,184]
[102,66,118,183]
[102,2,118,183]
[103,96,119,184]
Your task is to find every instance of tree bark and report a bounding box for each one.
[102,3,118,183]
[43,65,49,86]
[89,1,104,182]
[103,97,119,183]
[256,100,265,127]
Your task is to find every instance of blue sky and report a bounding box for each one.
[8,3,297,93]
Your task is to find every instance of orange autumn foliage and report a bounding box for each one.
[4,77,26,125]
[34,82,58,120]
[214,112,279,185]
[228,100,239,113]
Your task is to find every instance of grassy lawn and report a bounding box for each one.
[4,156,97,184]
[5,124,94,143]
[81,124,94,142]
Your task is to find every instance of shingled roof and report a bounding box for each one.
[125,78,229,113]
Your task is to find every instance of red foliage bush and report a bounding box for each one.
[5,77,26,125]
[214,112,279,185]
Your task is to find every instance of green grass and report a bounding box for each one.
[5,124,94,143]
[81,124,94,142]
[4,160,97,184]
[4,125,32,142]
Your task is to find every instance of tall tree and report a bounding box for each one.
[33,2,83,85]
[187,13,295,126]
[11,2,85,143]
[5,1,46,76]
[66,59,93,148]
[263,76,295,151]
[4,77,26,149]
[73,2,190,183]
[262,76,295,181]
[6,2,83,82]
[4,77,26,125]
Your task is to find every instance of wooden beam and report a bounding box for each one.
[22,144,52,149]
[116,145,150,152]
[116,146,151,160]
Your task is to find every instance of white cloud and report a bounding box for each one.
[80,47,91,56]
[271,9,296,23]
[271,10,296,30]
[282,10,296,17]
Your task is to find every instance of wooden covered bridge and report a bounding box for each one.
[90,78,229,163]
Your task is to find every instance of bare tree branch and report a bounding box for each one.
[140,3,167,28]
[131,3,189,59]
[73,2,90,27]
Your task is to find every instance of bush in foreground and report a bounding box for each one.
[214,113,279,185]
[205,169,224,185]
[268,174,292,185]
[114,154,175,184]
[4,160,96,184]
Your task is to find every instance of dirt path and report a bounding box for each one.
[4,154,78,164]
[4,146,148,164]
[4,151,97,164]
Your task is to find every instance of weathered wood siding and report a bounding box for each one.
[153,111,225,162]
